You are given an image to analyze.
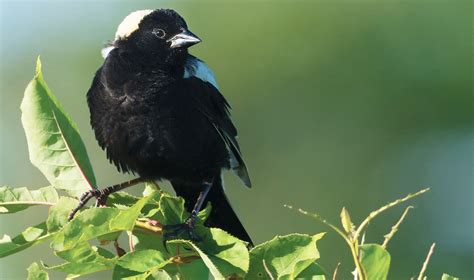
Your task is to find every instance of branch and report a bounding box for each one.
[417,243,436,280]
[382,206,414,248]
[354,188,429,240]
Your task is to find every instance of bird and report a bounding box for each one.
[68,9,253,246]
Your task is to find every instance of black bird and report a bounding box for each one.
[68,9,253,246]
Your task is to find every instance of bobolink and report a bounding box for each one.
[69,9,252,246]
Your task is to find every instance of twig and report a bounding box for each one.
[172,255,201,264]
[332,262,341,280]
[134,218,163,234]
[354,188,429,240]
[285,188,429,280]
[284,205,351,245]
[382,206,414,248]
[417,243,436,280]
[360,232,366,246]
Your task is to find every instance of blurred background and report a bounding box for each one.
[0,0,472,279]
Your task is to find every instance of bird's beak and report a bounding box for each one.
[168,29,201,49]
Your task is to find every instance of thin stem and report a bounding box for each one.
[354,188,429,240]
[350,239,366,280]
[284,205,352,245]
[171,254,201,264]
[332,262,341,280]
[417,243,436,280]
[382,206,414,248]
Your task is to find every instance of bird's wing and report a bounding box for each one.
[183,73,252,188]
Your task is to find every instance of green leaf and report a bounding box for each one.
[0,196,74,258]
[159,193,187,224]
[51,208,119,251]
[114,266,173,280]
[128,231,202,278]
[0,222,54,258]
[295,262,326,279]
[157,191,210,225]
[197,227,249,276]
[246,233,325,280]
[54,242,114,263]
[44,242,116,276]
[130,231,167,252]
[27,262,49,280]
[163,259,209,280]
[113,265,144,280]
[107,192,141,208]
[168,239,223,279]
[169,227,250,279]
[143,181,160,197]
[107,191,161,219]
[52,193,155,251]
[46,197,77,233]
[360,244,391,280]
[150,269,173,280]
[0,186,58,214]
[116,249,169,272]
[441,273,460,280]
[46,261,113,277]
[340,207,354,234]
[197,202,212,223]
[20,57,96,198]
[112,250,173,280]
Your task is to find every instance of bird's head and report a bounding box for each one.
[104,9,201,66]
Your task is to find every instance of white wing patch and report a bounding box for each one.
[184,56,219,90]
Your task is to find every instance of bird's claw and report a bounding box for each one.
[162,216,202,252]
[68,189,108,221]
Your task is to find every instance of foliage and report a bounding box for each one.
[0,58,462,279]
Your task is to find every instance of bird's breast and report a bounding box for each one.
[89,81,228,180]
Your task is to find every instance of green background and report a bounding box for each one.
[0,0,472,279]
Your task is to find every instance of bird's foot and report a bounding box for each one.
[163,215,202,246]
[67,189,108,221]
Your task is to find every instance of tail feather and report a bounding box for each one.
[171,177,253,246]
[205,177,253,246]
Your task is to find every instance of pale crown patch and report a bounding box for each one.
[115,10,153,40]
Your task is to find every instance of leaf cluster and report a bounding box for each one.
[0,58,462,280]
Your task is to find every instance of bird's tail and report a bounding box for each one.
[205,177,253,246]
[172,176,253,247]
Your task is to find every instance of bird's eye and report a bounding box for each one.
[152,28,166,38]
